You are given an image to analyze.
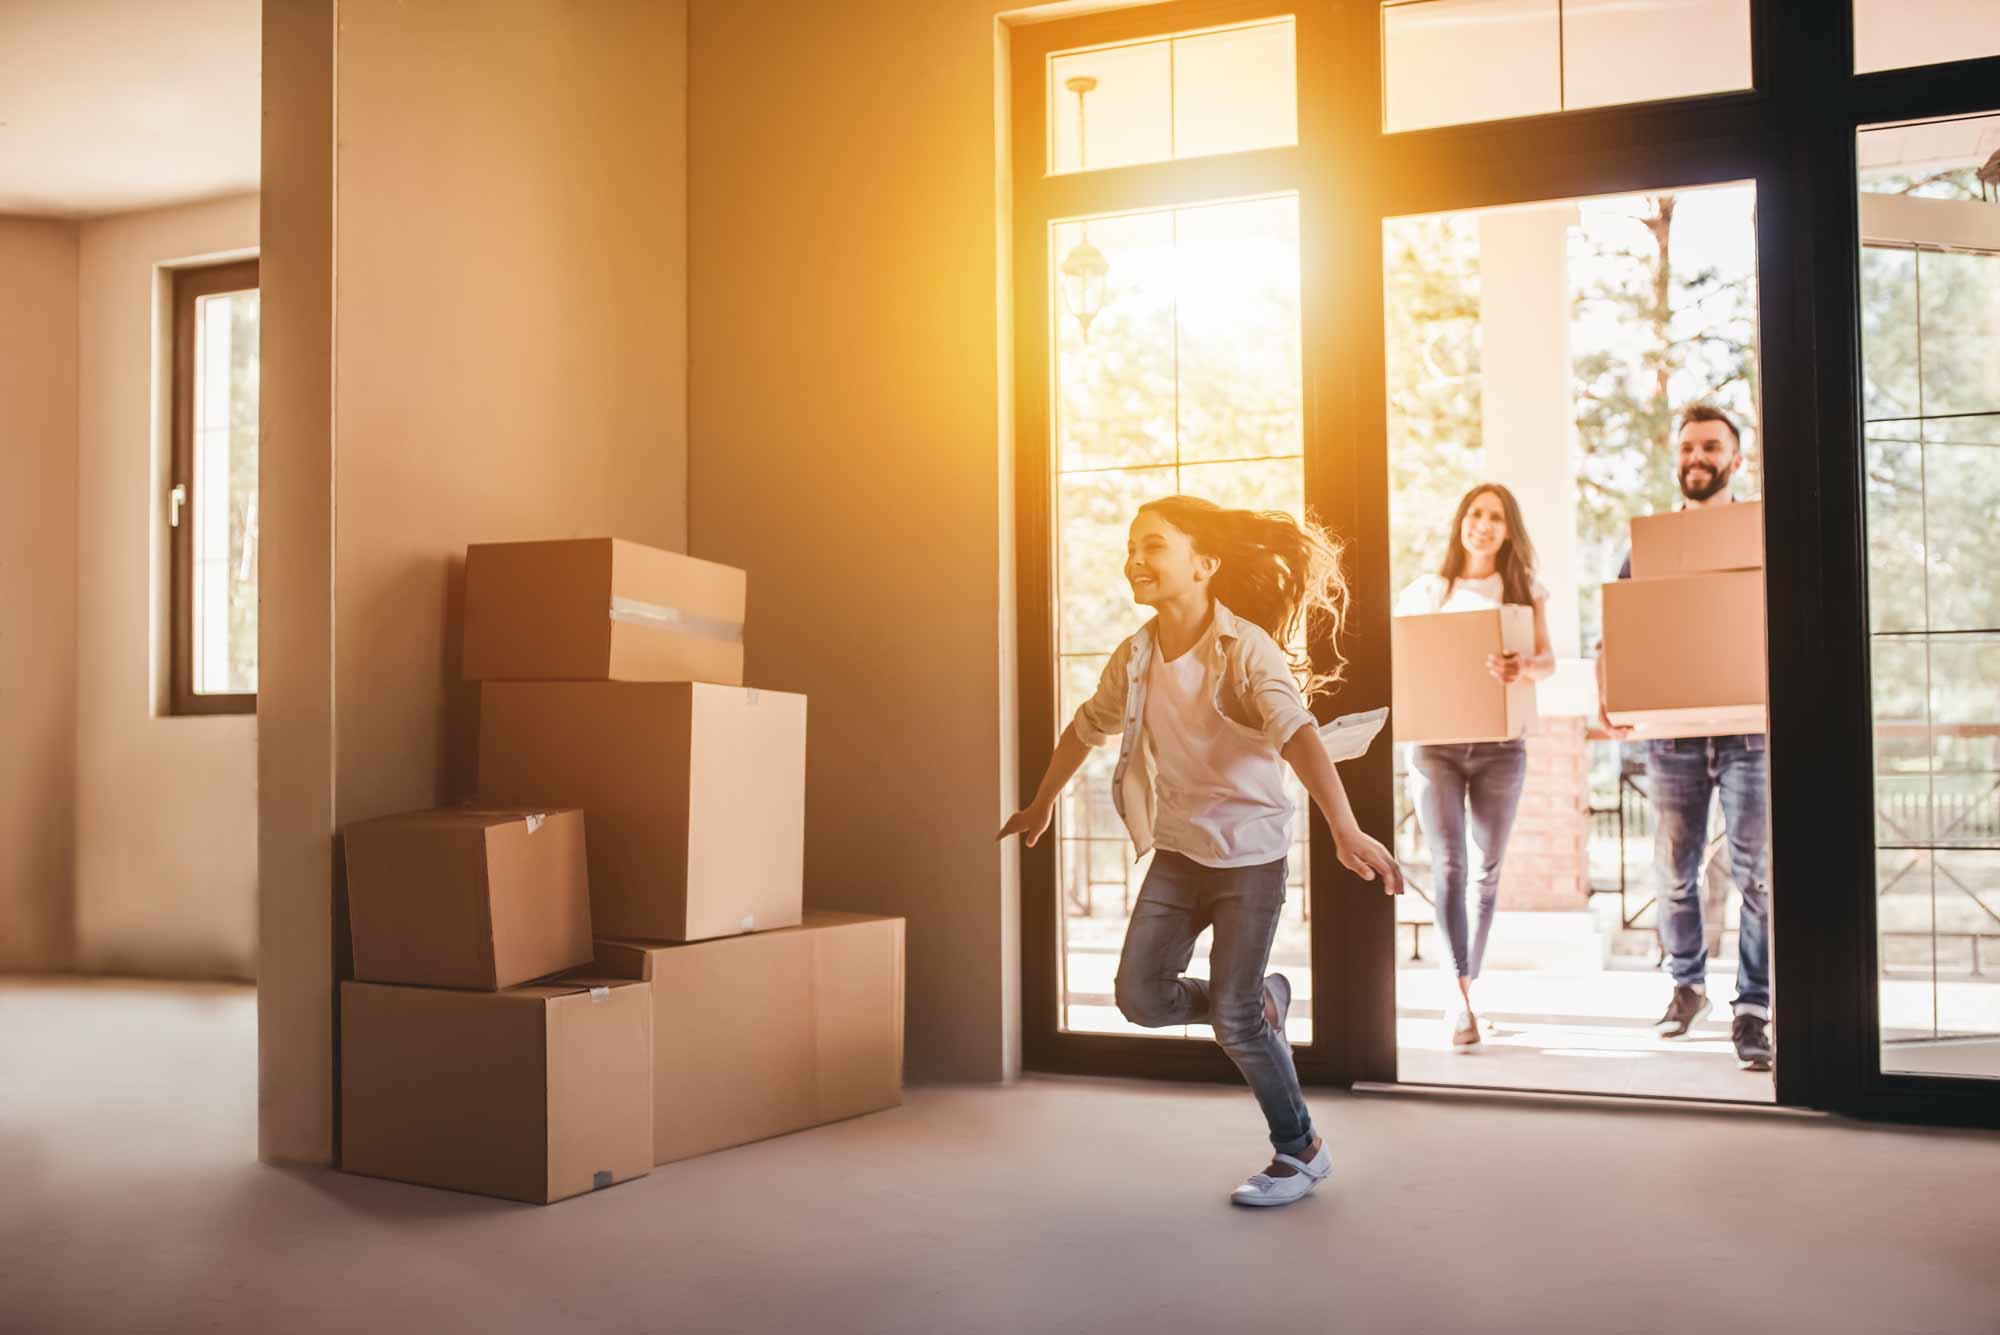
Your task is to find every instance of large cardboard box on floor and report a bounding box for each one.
[341,807,593,990]
[463,537,747,685]
[1390,605,1537,744]
[1602,569,1767,739]
[1628,500,1763,578]
[340,977,653,1204]
[478,682,806,942]
[593,911,905,1165]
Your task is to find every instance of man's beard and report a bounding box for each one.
[1680,462,1730,502]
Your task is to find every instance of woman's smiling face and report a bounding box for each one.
[1126,511,1213,606]
[1459,489,1509,561]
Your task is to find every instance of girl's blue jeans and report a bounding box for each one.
[1114,851,1313,1158]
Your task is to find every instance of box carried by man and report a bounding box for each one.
[1601,569,1767,738]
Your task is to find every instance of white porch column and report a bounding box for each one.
[1478,204,1581,662]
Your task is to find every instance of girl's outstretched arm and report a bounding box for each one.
[1280,725,1405,895]
[997,723,1094,847]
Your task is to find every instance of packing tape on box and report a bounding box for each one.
[525,813,545,834]
[608,596,745,643]
[739,914,756,933]
[593,1170,612,1191]
[590,986,610,1005]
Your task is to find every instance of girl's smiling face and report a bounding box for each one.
[1127,510,1216,606]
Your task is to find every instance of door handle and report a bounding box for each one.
[170,484,186,529]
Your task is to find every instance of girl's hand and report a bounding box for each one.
[1485,652,1523,684]
[1335,826,1405,896]
[997,801,1056,847]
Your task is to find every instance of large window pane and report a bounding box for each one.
[192,286,259,697]
[1855,0,2000,75]
[1050,193,1310,1043]
[1863,113,2000,1081]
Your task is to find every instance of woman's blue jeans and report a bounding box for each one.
[1409,740,1529,980]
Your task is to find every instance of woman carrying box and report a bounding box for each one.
[1397,483,1555,1049]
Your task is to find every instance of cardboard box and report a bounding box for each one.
[478,682,806,942]
[1390,605,1537,744]
[1602,569,1767,739]
[593,911,904,1165]
[463,538,747,685]
[342,807,593,991]
[340,977,653,1204]
[1629,500,1764,578]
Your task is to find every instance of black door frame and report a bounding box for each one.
[1011,0,2000,1128]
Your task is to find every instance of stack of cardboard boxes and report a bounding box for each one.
[338,538,905,1204]
[1601,502,1767,738]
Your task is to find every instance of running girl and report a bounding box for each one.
[999,495,1402,1208]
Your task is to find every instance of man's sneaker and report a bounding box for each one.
[1262,973,1292,1034]
[1230,1140,1331,1208]
[1654,984,1712,1038]
[1732,1014,1774,1071]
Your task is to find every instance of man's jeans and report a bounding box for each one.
[1409,739,1529,980]
[1646,735,1771,1018]
[1115,851,1313,1157]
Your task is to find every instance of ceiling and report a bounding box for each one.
[0,0,260,218]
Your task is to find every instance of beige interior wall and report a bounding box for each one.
[73,194,260,980]
[332,0,689,825]
[259,0,690,1163]
[258,0,336,1165]
[0,218,80,974]
[687,1,1029,1082]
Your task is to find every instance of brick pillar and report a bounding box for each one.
[1499,714,1591,909]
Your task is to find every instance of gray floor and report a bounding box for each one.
[5,977,1998,1335]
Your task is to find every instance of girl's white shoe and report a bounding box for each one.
[1229,1141,1332,1208]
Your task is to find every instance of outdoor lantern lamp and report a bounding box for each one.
[1060,232,1110,341]
[1058,74,1110,340]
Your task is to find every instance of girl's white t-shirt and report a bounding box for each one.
[1396,571,1548,615]
[1143,625,1296,869]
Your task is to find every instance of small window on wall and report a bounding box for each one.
[171,259,259,716]
[1381,0,1753,134]
[1047,18,1297,175]
[1855,0,2000,75]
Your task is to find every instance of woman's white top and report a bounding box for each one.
[1395,571,1547,615]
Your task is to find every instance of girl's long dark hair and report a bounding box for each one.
[1137,495,1350,700]
[1438,482,1539,607]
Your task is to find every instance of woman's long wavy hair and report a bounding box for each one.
[1137,495,1350,701]
[1436,482,1539,607]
